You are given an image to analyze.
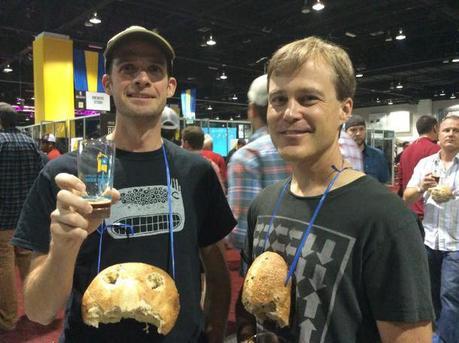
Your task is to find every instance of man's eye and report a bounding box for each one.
[270,96,287,106]
[147,65,162,73]
[298,95,318,105]
[120,64,137,73]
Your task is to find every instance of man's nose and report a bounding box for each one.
[284,100,302,121]
[134,70,151,86]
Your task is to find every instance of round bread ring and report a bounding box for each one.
[242,251,291,328]
[81,262,180,335]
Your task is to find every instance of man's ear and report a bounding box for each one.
[339,98,353,125]
[167,77,177,98]
[102,74,112,96]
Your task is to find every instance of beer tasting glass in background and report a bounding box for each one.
[77,138,115,218]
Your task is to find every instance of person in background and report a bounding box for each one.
[395,141,409,164]
[403,114,459,343]
[201,134,227,185]
[40,133,61,160]
[237,36,433,342]
[398,115,440,218]
[0,102,43,331]
[11,26,235,342]
[345,114,390,183]
[160,106,181,145]
[182,126,226,192]
[227,74,291,250]
[226,138,246,163]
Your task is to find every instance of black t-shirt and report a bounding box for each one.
[243,175,434,342]
[12,140,236,342]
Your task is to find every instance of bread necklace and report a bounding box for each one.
[95,144,176,279]
[263,165,348,286]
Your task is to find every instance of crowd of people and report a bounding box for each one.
[0,25,457,343]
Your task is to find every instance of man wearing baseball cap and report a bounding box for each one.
[13,26,235,342]
[40,133,61,160]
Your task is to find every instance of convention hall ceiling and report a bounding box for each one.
[0,0,458,122]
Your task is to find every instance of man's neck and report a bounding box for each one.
[109,115,163,152]
[440,149,458,162]
[421,132,436,141]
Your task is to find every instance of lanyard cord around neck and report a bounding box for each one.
[96,144,176,279]
[263,165,347,285]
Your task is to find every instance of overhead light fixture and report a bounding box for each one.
[442,59,450,64]
[452,57,459,63]
[385,31,393,42]
[450,93,456,99]
[388,99,393,105]
[219,71,227,80]
[376,97,381,104]
[3,64,13,73]
[200,36,208,47]
[215,116,220,120]
[207,104,213,110]
[345,31,357,38]
[301,0,311,14]
[89,12,101,24]
[206,34,216,46]
[232,94,238,100]
[355,73,363,78]
[312,0,325,11]
[84,21,94,27]
[440,90,446,96]
[395,28,406,40]
[396,81,403,89]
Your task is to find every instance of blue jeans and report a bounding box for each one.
[426,246,459,343]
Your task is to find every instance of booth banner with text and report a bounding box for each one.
[86,92,110,111]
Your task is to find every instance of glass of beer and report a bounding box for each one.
[77,138,115,218]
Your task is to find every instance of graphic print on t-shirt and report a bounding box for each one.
[253,215,356,343]
[106,179,185,239]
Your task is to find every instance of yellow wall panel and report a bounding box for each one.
[33,32,74,125]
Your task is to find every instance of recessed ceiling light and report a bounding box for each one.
[395,28,406,40]
[89,12,101,25]
[312,0,325,11]
[206,34,216,46]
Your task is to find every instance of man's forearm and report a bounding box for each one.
[201,242,231,343]
[403,186,423,206]
[24,241,81,325]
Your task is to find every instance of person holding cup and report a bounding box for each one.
[11,26,236,342]
[404,114,459,342]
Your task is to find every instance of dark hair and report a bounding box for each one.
[182,126,204,150]
[0,102,17,129]
[416,115,438,135]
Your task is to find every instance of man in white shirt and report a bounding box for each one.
[404,114,459,343]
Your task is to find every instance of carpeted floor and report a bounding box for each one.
[0,248,243,342]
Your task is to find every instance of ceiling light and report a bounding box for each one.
[207,105,213,110]
[355,73,363,78]
[206,35,216,46]
[452,57,459,63]
[395,28,406,40]
[84,21,94,27]
[200,36,207,47]
[388,99,393,105]
[301,0,311,14]
[376,98,381,104]
[450,93,456,99]
[385,32,393,42]
[219,71,227,80]
[312,0,325,11]
[3,64,13,73]
[442,59,450,64]
[215,116,220,120]
[232,94,238,100]
[345,31,357,38]
[89,12,101,25]
[440,90,446,96]
[396,81,403,89]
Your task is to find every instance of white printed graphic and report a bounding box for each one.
[106,180,185,239]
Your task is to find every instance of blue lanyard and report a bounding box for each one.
[96,144,176,279]
[263,166,347,285]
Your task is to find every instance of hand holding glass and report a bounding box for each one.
[77,138,115,218]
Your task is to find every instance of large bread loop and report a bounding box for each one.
[81,262,180,335]
[242,251,291,328]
